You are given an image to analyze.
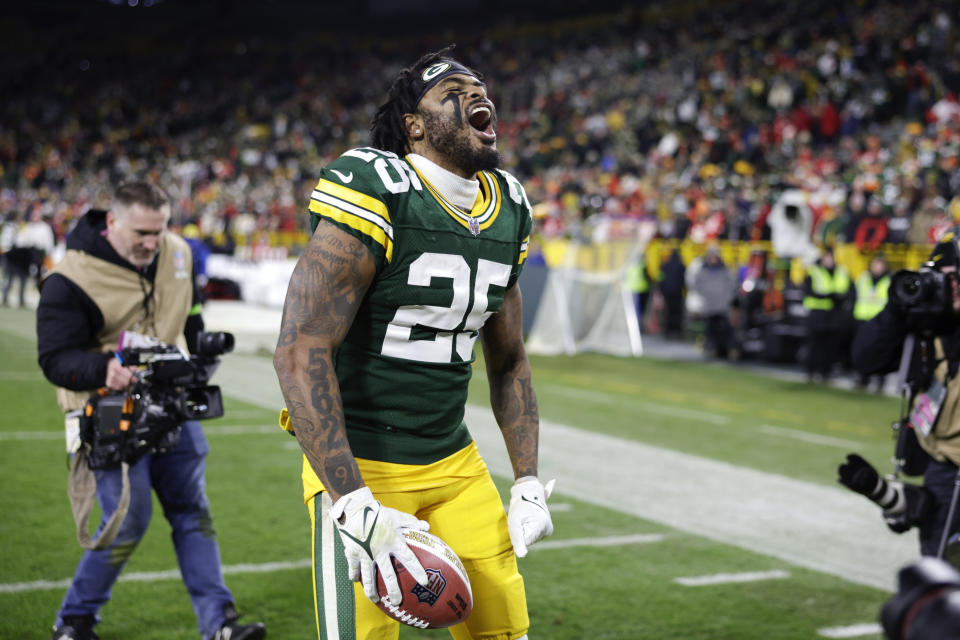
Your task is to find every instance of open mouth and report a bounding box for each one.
[468,103,496,143]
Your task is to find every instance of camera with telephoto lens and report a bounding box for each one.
[837,453,934,533]
[81,330,234,469]
[889,266,953,329]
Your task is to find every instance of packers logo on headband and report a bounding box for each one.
[413,58,479,105]
[422,63,451,82]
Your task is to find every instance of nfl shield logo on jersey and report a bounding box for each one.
[468,218,481,237]
[412,569,447,605]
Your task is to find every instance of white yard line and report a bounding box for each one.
[817,623,884,638]
[0,535,657,594]
[673,569,790,586]
[216,352,917,593]
[531,533,664,551]
[758,424,863,449]
[0,431,62,441]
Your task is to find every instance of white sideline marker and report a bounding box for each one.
[674,569,790,586]
[0,534,663,594]
[531,533,664,551]
[758,425,862,449]
[817,623,883,638]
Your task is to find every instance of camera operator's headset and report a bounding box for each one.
[69,388,138,551]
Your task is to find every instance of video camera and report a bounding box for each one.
[81,330,234,469]
[889,265,955,332]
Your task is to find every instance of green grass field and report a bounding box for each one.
[0,305,907,639]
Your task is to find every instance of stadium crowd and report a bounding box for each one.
[1,0,959,257]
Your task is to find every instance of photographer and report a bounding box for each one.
[36,182,264,640]
[847,235,960,558]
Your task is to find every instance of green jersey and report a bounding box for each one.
[307,147,533,464]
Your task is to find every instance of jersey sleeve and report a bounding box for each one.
[307,149,394,267]
[498,169,534,288]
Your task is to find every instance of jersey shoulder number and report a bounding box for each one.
[307,147,423,264]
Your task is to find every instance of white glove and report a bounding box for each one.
[507,476,556,558]
[330,487,429,604]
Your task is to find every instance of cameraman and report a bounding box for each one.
[850,235,960,558]
[36,182,264,640]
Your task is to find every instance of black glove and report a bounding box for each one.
[838,453,881,496]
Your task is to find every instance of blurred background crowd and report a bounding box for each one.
[2,0,959,246]
[2,0,960,373]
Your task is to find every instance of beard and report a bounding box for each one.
[423,110,501,175]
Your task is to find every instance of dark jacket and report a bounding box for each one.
[854,303,960,466]
[852,304,960,380]
[36,210,202,391]
[660,251,686,297]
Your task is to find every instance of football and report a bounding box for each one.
[375,529,473,629]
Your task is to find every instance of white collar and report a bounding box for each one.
[407,154,479,211]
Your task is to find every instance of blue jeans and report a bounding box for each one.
[55,421,234,638]
[920,457,960,557]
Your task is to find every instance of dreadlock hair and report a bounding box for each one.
[370,44,483,157]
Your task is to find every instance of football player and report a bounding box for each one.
[273,46,555,640]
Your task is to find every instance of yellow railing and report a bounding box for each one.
[538,237,934,282]
[213,231,934,281]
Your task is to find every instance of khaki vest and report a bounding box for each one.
[50,233,193,412]
[917,339,960,466]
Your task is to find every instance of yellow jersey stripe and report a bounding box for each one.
[308,199,394,262]
[314,178,391,224]
[518,236,530,264]
[309,190,393,240]
[478,172,501,227]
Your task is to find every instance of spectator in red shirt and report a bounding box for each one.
[854,197,889,252]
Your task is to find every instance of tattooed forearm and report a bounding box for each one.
[482,284,540,479]
[274,221,374,500]
[490,368,540,479]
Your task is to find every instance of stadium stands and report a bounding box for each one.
[1,0,958,262]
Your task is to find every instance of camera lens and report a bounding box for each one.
[196,331,235,356]
[893,273,924,305]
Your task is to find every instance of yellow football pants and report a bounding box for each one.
[306,442,529,640]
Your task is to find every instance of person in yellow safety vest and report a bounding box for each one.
[853,253,891,391]
[626,253,652,330]
[802,246,853,382]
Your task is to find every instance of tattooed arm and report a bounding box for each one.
[273,220,376,502]
[480,283,539,479]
